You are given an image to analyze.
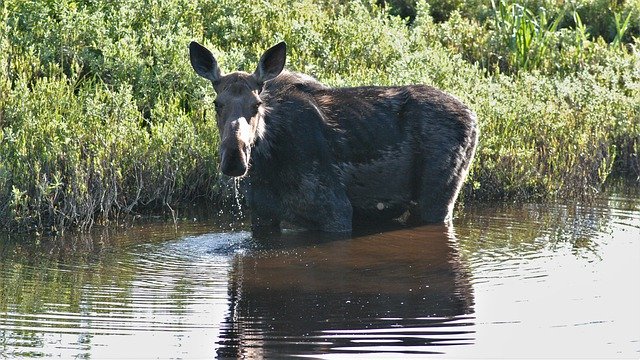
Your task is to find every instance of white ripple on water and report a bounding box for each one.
[0,230,255,359]
[459,197,640,358]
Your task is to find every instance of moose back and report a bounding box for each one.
[189,41,479,235]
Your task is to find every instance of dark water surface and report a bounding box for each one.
[1,192,639,358]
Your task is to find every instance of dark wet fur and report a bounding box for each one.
[246,71,479,234]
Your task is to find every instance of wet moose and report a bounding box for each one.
[189,41,478,235]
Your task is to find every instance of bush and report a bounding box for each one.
[0,0,638,233]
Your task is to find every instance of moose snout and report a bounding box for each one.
[219,117,252,177]
[220,147,249,177]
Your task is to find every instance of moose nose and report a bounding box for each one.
[220,148,248,177]
[221,161,247,177]
[219,117,252,177]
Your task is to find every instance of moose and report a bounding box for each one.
[189,41,478,235]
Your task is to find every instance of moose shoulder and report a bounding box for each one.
[189,41,479,235]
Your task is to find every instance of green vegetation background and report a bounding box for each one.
[0,0,638,233]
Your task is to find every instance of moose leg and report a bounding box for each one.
[290,173,353,233]
[251,213,281,237]
[247,185,281,236]
[416,146,472,224]
[318,188,353,233]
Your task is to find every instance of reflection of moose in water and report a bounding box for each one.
[216,225,475,358]
[189,42,479,235]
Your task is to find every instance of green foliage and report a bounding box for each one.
[0,0,220,232]
[383,0,640,44]
[0,0,638,233]
[490,0,564,71]
[612,9,633,47]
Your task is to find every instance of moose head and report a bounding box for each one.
[189,41,286,177]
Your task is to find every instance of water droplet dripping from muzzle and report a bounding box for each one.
[231,177,245,229]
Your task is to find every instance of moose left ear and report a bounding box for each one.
[254,41,286,85]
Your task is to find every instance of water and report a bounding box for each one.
[1,191,639,358]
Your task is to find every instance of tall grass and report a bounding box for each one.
[612,10,633,48]
[490,0,564,72]
[0,0,638,233]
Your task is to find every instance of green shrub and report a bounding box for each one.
[0,0,638,233]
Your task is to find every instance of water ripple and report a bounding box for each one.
[2,190,639,358]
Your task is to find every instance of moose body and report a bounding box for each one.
[189,41,478,235]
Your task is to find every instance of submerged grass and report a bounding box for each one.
[0,0,638,233]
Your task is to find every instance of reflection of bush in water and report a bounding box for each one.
[455,193,640,260]
[0,230,138,315]
[0,225,206,330]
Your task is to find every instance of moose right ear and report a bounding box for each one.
[189,41,221,82]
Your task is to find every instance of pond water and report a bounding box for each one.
[1,191,639,358]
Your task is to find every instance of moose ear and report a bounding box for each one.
[189,41,221,82]
[254,41,286,85]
